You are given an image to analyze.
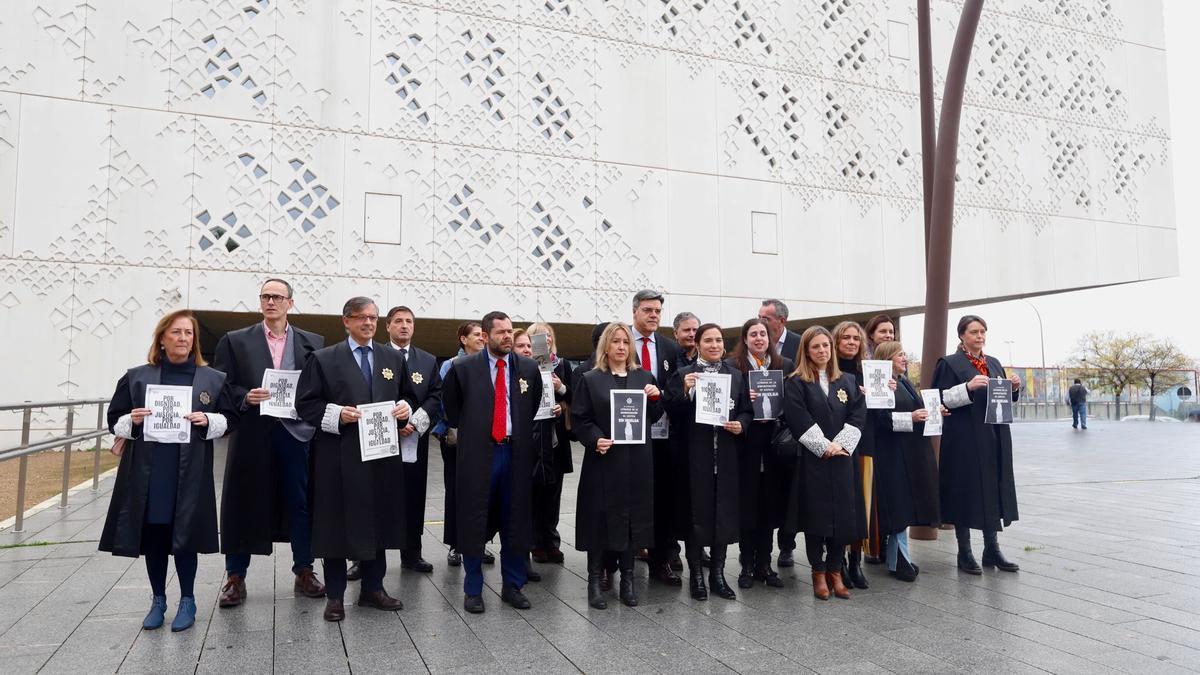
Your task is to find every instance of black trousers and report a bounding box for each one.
[739,527,773,569]
[686,541,727,566]
[324,552,385,600]
[531,476,563,550]
[804,535,842,572]
[440,441,458,549]
[649,440,680,565]
[778,528,797,553]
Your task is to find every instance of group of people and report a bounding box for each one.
[98,281,1023,632]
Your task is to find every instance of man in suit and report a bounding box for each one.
[213,278,326,608]
[442,311,542,614]
[296,296,412,622]
[630,290,684,586]
[759,299,801,363]
[758,298,802,567]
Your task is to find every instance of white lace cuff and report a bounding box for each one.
[411,407,430,435]
[891,412,914,433]
[556,382,567,396]
[203,413,227,440]
[833,424,862,454]
[799,423,831,458]
[321,404,343,435]
[943,383,971,409]
[113,414,136,439]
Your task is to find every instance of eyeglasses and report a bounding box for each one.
[348,314,379,323]
[260,293,289,304]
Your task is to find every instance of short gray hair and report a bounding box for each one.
[761,298,789,320]
[672,311,700,330]
[342,296,377,317]
[632,289,664,310]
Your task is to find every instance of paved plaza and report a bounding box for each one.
[1,421,1199,673]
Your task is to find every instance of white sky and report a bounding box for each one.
[899,0,1197,367]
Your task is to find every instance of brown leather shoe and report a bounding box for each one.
[219,574,246,608]
[357,589,403,611]
[811,571,830,600]
[294,568,326,598]
[827,571,851,599]
[649,562,683,586]
[323,598,345,622]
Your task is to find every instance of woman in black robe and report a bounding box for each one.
[100,310,238,633]
[664,323,752,601]
[830,320,874,589]
[869,341,943,581]
[783,326,866,601]
[934,315,1022,574]
[572,322,662,609]
[861,314,897,563]
[727,318,792,589]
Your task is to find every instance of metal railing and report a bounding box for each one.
[0,398,110,533]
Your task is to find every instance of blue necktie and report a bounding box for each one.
[357,346,373,389]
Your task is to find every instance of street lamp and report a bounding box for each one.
[1004,340,1014,365]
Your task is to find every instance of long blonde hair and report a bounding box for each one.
[790,326,841,383]
[595,322,638,373]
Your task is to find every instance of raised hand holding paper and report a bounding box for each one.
[534,370,555,420]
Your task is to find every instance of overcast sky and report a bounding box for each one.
[899,0,1196,368]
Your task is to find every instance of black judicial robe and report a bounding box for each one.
[296,341,412,560]
[933,351,1019,531]
[664,362,753,546]
[731,356,793,532]
[100,364,238,557]
[782,373,865,544]
[398,345,443,552]
[647,334,685,544]
[870,377,940,534]
[442,351,542,557]
[571,368,661,552]
[212,323,323,555]
[838,357,872,541]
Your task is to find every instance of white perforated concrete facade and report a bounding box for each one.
[0,0,1176,401]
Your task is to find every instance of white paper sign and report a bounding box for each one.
[534,370,555,420]
[921,389,943,437]
[358,401,399,462]
[610,389,647,444]
[695,372,732,426]
[260,369,301,419]
[400,430,418,463]
[145,384,192,443]
[862,360,895,409]
[650,413,669,439]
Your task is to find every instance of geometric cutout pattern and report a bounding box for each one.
[277,158,340,234]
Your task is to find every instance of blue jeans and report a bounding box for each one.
[886,530,911,571]
[463,442,527,596]
[226,424,314,577]
[1072,402,1088,428]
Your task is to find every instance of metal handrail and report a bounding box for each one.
[0,398,110,533]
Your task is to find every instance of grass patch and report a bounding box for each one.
[1023,545,1043,552]
[0,540,54,550]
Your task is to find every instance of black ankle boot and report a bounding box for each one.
[982,534,1019,572]
[957,550,982,575]
[587,556,607,609]
[709,556,736,600]
[737,556,754,589]
[891,554,917,582]
[847,550,869,589]
[619,568,637,607]
[689,566,708,600]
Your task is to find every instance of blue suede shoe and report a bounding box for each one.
[170,596,196,632]
[142,595,167,630]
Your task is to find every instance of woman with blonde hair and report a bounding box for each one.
[782,326,865,600]
[100,310,238,632]
[830,320,878,589]
[525,321,574,566]
[572,322,663,609]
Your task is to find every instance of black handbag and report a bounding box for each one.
[770,418,802,457]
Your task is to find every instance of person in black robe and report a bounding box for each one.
[934,314,1021,575]
[727,318,792,590]
[672,311,701,369]
[441,311,542,614]
[831,320,873,589]
[630,290,685,586]
[757,299,802,565]
[212,279,326,609]
[382,305,443,574]
[526,322,574,566]
[869,341,943,582]
[861,314,897,564]
[295,297,412,622]
[571,322,663,609]
[665,323,752,601]
[100,310,238,633]
[512,328,563,583]
[783,326,866,601]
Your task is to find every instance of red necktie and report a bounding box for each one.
[641,337,652,373]
[492,357,507,442]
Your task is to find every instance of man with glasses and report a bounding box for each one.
[212,279,326,608]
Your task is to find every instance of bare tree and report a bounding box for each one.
[1065,331,1148,420]
[1140,339,1193,420]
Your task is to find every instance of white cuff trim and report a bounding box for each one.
[203,413,228,440]
[891,412,914,433]
[556,382,567,396]
[411,407,431,435]
[113,414,135,440]
[321,404,343,435]
[833,424,862,454]
[799,423,831,458]
[944,383,972,409]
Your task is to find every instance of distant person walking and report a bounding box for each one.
[1069,379,1088,429]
